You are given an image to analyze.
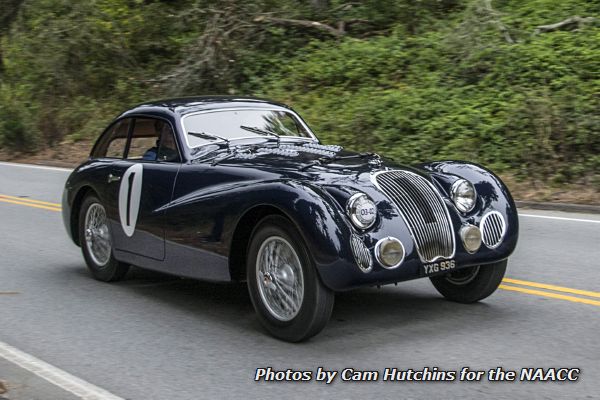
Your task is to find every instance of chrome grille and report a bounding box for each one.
[374,170,455,262]
[481,211,506,248]
[350,234,372,273]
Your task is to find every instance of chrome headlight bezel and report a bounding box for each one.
[346,192,377,230]
[375,237,405,269]
[451,178,477,213]
[460,224,482,253]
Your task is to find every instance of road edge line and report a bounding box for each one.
[516,200,600,215]
[0,161,72,172]
[519,213,600,224]
[0,340,125,400]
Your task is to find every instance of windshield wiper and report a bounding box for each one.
[189,131,230,145]
[240,125,280,145]
[188,132,231,156]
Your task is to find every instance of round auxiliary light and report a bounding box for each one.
[451,179,477,213]
[346,193,377,230]
[460,224,482,254]
[375,237,405,269]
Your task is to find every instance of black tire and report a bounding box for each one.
[429,260,507,303]
[246,215,334,342]
[79,194,129,282]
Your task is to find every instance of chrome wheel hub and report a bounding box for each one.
[84,203,111,267]
[256,236,304,322]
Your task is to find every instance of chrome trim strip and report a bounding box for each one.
[370,170,456,263]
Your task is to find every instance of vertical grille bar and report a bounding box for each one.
[481,211,506,248]
[350,234,373,272]
[374,170,455,262]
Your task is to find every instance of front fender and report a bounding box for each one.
[420,160,519,259]
[224,181,357,287]
[166,178,357,290]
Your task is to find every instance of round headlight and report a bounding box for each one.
[451,179,477,213]
[460,224,482,253]
[346,193,377,230]
[375,237,405,269]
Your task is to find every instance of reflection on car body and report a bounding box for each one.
[62,96,519,342]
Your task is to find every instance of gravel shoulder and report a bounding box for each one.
[1,142,598,206]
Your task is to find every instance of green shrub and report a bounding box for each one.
[0,0,597,184]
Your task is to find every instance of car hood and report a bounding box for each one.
[196,143,440,192]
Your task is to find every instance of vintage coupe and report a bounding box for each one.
[62,96,518,342]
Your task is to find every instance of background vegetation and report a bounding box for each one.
[0,0,598,186]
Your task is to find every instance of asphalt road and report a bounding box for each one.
[0,161,599,400]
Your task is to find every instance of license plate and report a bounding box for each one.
[422,259,456,277]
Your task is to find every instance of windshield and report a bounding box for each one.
[182,108,314,148]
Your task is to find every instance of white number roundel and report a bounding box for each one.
[118,164,143,237]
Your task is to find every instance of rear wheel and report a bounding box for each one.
[79,194,129,282]
[430,260,507,303]
[246,215,334,342]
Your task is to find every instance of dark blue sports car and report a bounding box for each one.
[62,96,519,341]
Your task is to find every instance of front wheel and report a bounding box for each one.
[79,194,129,282]
[246,215,334,342]
[430,260,507,303]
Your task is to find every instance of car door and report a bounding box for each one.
[105,117,181,261]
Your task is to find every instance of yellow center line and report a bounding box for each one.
[499,284,600,307]
[503,277,600,299]
[0,197,61,212]
[1,193,599,309]
[0,194,61,207]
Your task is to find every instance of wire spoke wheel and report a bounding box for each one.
[256,236,304,322]
[84,203,111,267]
[445,265,480,285]
[247,215,334,341]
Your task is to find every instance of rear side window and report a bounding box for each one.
[91,119,131,159]
[126,118,179,162]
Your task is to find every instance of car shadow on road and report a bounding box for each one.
[59,264,512,351]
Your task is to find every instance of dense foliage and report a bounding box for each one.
[0,0,598,184]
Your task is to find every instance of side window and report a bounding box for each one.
[91,119,131,158]
[126,118,179,162]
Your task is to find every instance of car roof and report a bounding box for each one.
[121,96,292,118]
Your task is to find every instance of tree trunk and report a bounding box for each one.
[534,16,595,35]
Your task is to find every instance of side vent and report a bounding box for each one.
[481,211,506,249]
[350,235,372,273]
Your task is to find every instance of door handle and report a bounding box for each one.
[108,173,121,183]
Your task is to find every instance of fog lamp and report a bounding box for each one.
[375,237,405,269]
[460,224,482,253]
